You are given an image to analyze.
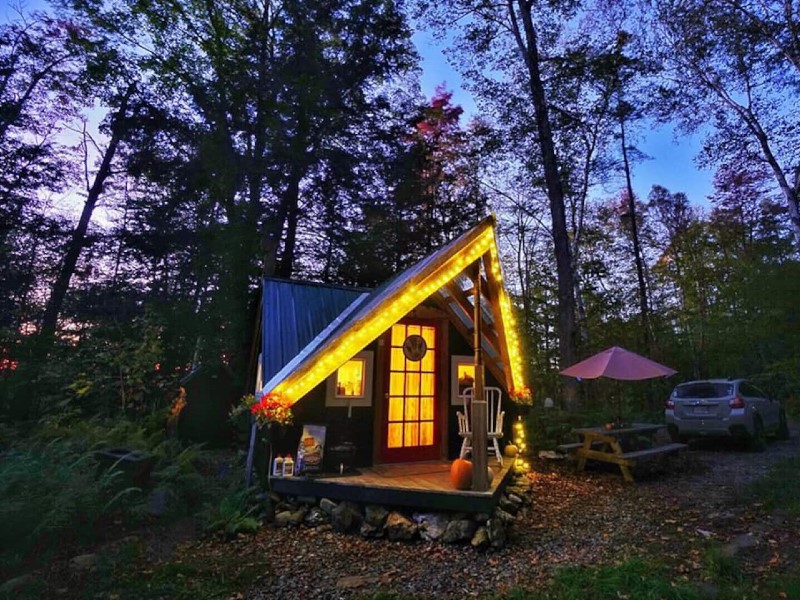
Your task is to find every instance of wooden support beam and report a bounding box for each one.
[471,260,489,492]
[443,281,502,356]
[430,294,506,386]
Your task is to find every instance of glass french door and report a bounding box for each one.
[382,322,439,462]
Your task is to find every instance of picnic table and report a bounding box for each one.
[569,423,688,482]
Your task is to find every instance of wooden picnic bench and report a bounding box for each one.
[571,423,688,482]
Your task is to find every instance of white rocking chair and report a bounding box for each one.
[456,386,505,465]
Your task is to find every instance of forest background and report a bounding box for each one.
[2,0,799,423]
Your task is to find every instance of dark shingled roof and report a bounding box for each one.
[261,278,368,385]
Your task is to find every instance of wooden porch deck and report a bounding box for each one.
[270,459,515,513]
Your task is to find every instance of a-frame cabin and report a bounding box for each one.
[249,215,528,511]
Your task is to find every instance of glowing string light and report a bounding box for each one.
[273,223,527,405]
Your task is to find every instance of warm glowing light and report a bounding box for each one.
[269,222,528,405]
[386,324,436,449]
[335,358,365,397]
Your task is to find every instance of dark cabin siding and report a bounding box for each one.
[271,341,377,468]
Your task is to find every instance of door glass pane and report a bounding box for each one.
[405,372,420,395]
[420,351,434,372]
[420,397,434,420]
[404,423,419,446]
[391,324,406,347]
[389,397,403,421]
[391,348,406,371]
[421,327,435,349]
[420,422,434,446]
[389,372,404,396]
[421,373,435,396]
[407,325,421,337]
[404,397,419,421]
[388,424,403,448]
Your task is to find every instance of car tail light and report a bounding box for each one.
[665,398,675,410]
[729,396,745,409]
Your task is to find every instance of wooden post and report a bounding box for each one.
[471,260,489,491]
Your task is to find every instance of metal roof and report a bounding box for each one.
[261,278,368,385]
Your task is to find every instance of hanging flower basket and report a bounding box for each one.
[509,386,533,406]
[233,392,294,429]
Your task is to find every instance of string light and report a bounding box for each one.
[513,417,527,453]
[274,224,528,405]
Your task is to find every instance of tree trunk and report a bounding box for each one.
[275,171,301,278]
[39,84,134,340]
[620,116,650,351]
[509,0,578,406]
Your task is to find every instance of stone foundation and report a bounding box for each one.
[266,469,532,549]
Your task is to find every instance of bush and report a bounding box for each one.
[200,486,262,538]
[0,440,141,572]
[0,411,224,577]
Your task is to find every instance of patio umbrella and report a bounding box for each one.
[560,346,676,421]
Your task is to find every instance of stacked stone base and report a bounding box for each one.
[267,469,532,549]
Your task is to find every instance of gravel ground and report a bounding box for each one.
[238,425,800,599]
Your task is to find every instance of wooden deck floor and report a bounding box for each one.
[270,459,515,513]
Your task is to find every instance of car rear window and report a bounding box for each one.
[674,383,734,399]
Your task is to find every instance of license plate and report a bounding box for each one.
[692,407,712,415]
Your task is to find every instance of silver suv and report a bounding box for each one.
[665,379,789,449]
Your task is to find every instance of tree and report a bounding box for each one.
[652,0,800,250]
[40,84,135,340]
[338,85,489,286]
[0,14,86,331]
[647,185,715,376]
[417,0,618,404]
[65,0,417,369]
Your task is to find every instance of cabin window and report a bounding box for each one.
[326,351,374,407]
[336,358,365,397]
[451,355,476,405]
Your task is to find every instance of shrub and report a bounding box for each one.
[200,486,261,537]
[0,440,140,572]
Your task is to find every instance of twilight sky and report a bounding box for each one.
[1,1,716,209]
[412,31,716,208]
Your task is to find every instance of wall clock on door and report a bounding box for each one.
[402,334,427,361]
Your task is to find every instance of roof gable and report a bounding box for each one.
[262,216,525,404]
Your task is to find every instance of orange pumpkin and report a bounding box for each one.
[504,444,519,458]
[450,458,473,490]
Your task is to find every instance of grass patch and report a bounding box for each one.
[743,455,800,515]
[761,567,800,600]
[494,559,701,600]
[701,543,742,585]
[98,556,263,599]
